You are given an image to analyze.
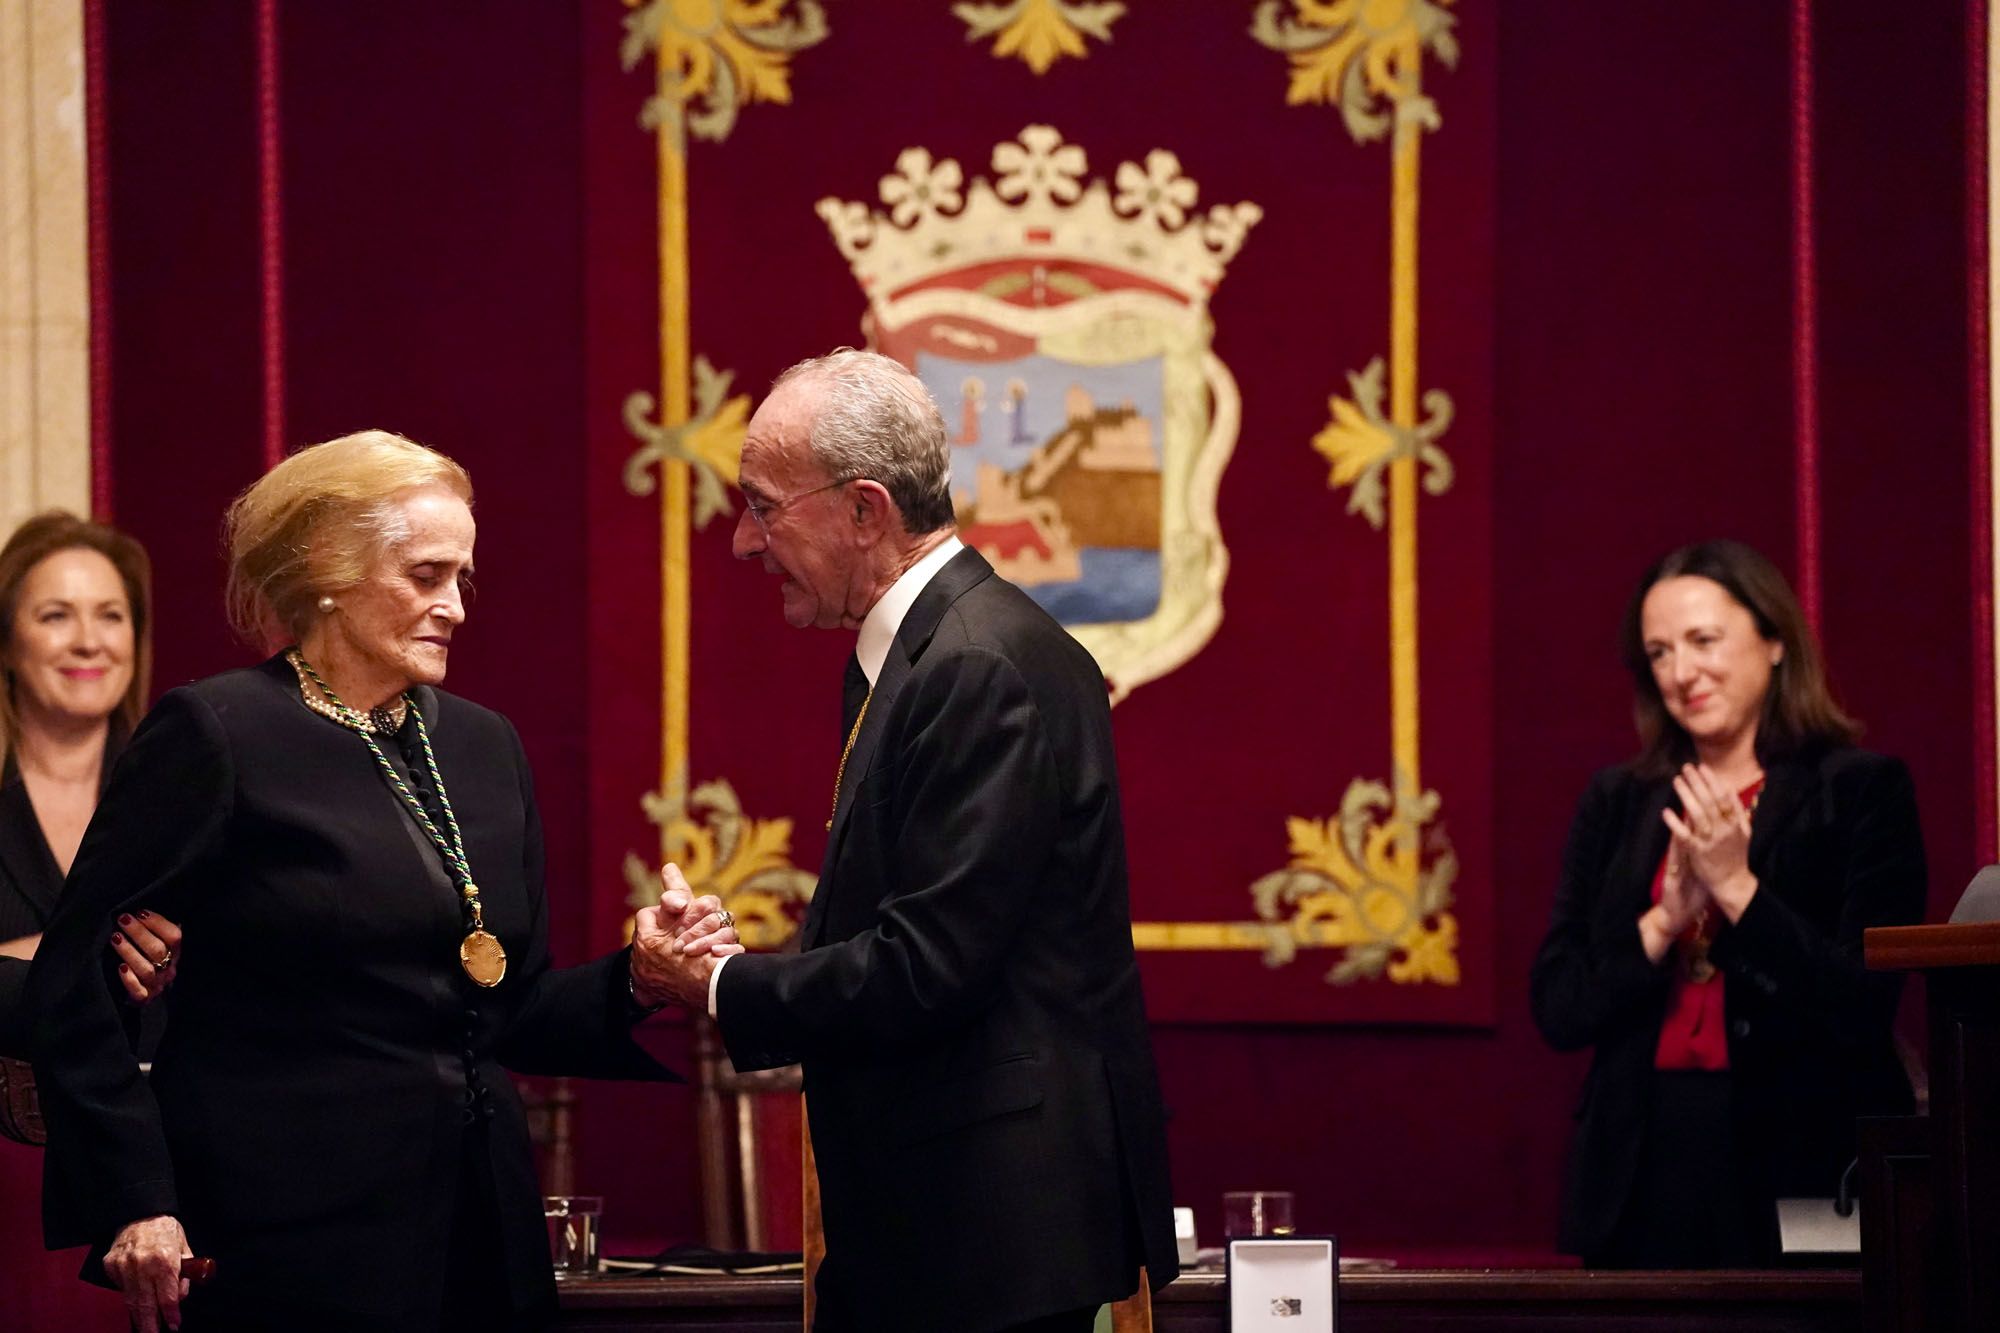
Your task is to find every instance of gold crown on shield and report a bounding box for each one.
[817,125,1261,308]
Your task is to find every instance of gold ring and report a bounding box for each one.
[717,910,734,931]
[156,950,174,969]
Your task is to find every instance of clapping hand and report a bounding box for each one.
[628,865,744,1011]
[1656,840,1709,936]
[1661,763,1759,922]
[1638,840,1710,964]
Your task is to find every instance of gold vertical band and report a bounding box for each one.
[657,113,691,804]
[1388,67,1424,881]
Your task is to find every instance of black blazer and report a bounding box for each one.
[0,740,120,1058]
[717,549,1178,1332]
[27,657,672,1328]
[1529,747,1925,1257]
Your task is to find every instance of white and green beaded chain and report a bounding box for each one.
[286,649,508,985]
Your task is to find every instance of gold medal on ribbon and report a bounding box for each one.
[460,928,508,987]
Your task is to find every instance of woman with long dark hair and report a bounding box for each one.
[1531,540,1926,1267]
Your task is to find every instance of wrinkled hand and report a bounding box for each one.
[111,910,183,1004]
[628,864,743,1011]
[1662,763,1759,921]
[104,1214,192,1333]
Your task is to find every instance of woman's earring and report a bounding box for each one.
[317,596,336,613]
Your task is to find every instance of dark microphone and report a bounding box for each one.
[180,1257,215,1285]
[1834,1158,1859,1218]
[1949,865,2000,923]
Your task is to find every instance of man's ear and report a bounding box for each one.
[850,479,896,541]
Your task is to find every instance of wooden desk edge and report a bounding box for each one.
[1864,920,2000,971]
[560,1268,1861,1309]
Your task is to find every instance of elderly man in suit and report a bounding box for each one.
[634,348,1177,1332]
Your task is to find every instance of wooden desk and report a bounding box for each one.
[555,1268,1862,1331]
[1862,919,2000,1331]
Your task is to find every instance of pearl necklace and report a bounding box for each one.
[286,649,408,734]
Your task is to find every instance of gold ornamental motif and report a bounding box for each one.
[1249,778,1459,985]
[1311,357,1453,530]
[620,0,829,147]
[622,354,751,529]
[1251,0,1459,146]
[954,0,1126,75]
[623,778,816,950]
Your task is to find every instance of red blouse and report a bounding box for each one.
[1651,778,1763,1071]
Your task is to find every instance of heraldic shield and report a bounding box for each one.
[819,126,1260,701]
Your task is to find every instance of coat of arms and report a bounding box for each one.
[819,126,1259,700]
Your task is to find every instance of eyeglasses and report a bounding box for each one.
[741,476,858,532]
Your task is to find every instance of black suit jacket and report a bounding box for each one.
[27,657,672,1327]
[717,548,1177,1332]
[1529,747,1925,1257]
[0,741,121,1059]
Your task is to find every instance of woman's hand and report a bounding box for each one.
[110,910,183,1004]
[1663,763,1759,923]
[104,1214,192,1332]
[1638,842,1709,963]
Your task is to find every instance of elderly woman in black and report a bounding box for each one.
[28,431,739,1331]
[1531,540,1925,1267]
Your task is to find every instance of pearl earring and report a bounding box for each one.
[317,596,336,613]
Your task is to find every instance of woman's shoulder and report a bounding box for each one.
[1795,744,1913,797]
[1560,763,1665,841]
[159,656,301,723]
[411,685,520,754]
[1580,761,1661,805]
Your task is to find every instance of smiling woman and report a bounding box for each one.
[1530,540,1925,1268]
[0,513,183,1333]
[0,512,182,1053]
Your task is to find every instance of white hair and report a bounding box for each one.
[772,349,955,533]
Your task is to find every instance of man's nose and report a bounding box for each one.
[732,508,765,561]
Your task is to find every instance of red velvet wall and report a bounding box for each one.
[43,0,1978,1271]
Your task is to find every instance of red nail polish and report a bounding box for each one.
[119,964,130,974]
[118,914,133,926]
[137,910,152,920]
[111,933,123,945]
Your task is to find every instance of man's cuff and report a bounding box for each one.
[708,953,729,1019]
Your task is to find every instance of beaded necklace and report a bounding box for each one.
[286,649,506,986]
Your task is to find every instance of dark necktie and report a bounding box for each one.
[830,653,873,832]
[841,653,869,738]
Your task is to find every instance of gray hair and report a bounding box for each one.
[772,349,955,534]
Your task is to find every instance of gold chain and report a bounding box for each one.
[826,691,872,832]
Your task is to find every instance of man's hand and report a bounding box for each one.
[104,1214,192,1333]
[629,864,743,1011]
[111,911,183,1004]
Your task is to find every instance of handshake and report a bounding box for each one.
[628,863,745,1013]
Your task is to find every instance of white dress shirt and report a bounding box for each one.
[707,535,965,1015]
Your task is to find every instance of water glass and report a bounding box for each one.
[1224,1189,1296,1238]
[544,1195,602,1276]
